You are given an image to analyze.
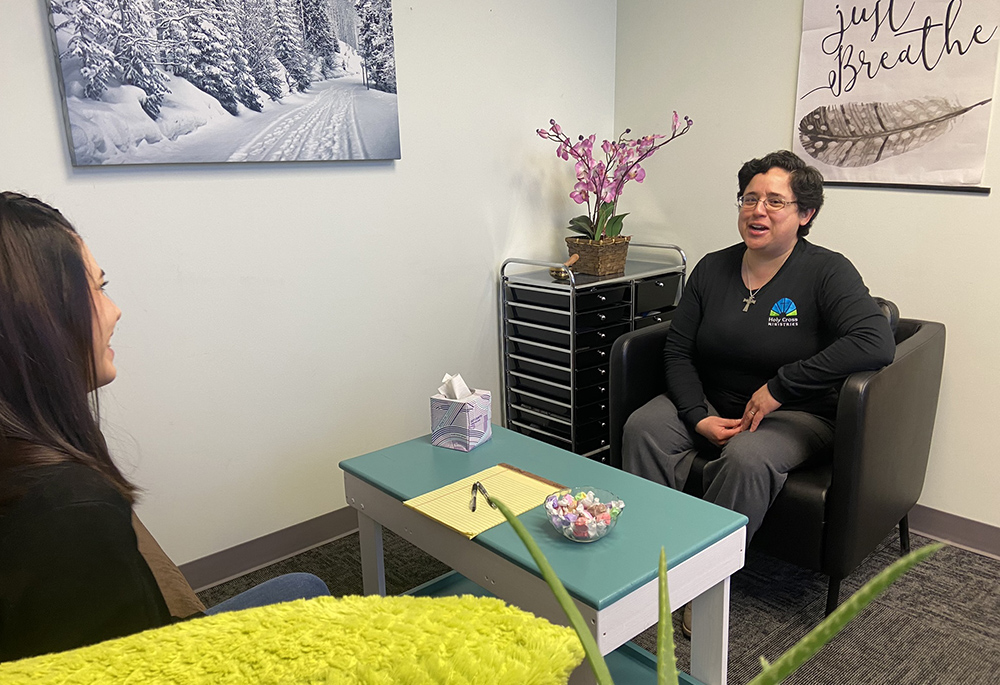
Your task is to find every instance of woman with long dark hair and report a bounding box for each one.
[0,192,328,662]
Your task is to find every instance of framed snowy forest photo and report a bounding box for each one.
[46,0,400,165]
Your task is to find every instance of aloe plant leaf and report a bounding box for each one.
[747,543,942,685]
[657,547,680,685]
[492,497,614,685]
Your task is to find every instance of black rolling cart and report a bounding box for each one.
[499,243,686,463]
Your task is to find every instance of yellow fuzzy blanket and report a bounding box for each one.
[0,594,585,684]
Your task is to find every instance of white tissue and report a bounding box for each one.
[439,373,473,400]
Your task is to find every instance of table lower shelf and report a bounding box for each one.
[406,571,703,685]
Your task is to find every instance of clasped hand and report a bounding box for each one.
[695,385,782,446]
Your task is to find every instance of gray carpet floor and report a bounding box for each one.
[198,530,1000,684]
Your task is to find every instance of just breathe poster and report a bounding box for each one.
[793,0,1000,185]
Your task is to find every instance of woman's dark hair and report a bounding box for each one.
[737,150,825,236]
[0,191,136,503]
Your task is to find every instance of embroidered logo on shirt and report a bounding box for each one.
[768,298,799,327]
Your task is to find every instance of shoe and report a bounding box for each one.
[682,602,692,639]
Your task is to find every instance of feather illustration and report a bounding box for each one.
[798,97,991,167]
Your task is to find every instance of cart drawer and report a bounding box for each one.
[508,373,608,405]
[508,339,612,369]
[635,273,682,313]
[508,389,608,424]
[509,356,609,388]
[506,321,630,349]
[505,284,630,312]
[506,303,630,329]
[634,310,675,329]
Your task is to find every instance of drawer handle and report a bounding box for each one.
[600,404,607,411]
[598,295,607,302]
[598,350,606,357]
[597,332,606,339]
[599,368,606,375]
[597,313,606,321]
[599,386,606,393]
[656,281,665,287]
[655,316,663,322]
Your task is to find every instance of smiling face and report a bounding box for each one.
[738,167,816,259]
[79,241,121,389]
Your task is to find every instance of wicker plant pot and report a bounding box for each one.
[565,235,631,276]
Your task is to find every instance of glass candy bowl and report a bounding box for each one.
[544,487,625,542]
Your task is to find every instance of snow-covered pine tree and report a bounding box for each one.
[354,0,396,94]
[114,0,169,118]
[273,0,311,91]
[155,0,191,77]
[50,0,121,99]
[329,0,358,52]
[212,0,262,111]
[299,0,340,78]
[179,0,241,114]
[238,0,285,101]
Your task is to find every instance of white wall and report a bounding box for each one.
[616,0,1000,529]
[0,1,616,563]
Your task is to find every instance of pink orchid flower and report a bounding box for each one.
[537,115,692,239]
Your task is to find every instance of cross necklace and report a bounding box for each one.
[742,258,764,312]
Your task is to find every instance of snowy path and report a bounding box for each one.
[229,78,368,161]
[122,75,399,164]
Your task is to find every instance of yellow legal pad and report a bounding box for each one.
[404,464,564,539]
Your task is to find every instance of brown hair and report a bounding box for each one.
[0,192,136,503]
[737,150,825,236]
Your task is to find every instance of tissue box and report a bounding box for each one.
[430,389,492,452]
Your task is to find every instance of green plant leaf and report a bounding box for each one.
[594,202,615,241]
[657,548,679,685]
[605,213,629,238]
[492,497,614,685]
[747,543,943,685]
[567,215,596,240]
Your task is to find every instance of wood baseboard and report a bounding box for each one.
[179,507,359,592]
[909,504,1000,560]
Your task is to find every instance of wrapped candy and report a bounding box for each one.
[543,487,625,542]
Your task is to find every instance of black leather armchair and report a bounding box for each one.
[608,302,946,613]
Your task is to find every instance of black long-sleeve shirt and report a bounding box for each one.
[0,462,172,662]
[664,239,895,430]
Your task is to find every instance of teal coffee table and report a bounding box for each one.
[340,426,747,685]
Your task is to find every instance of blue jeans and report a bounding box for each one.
[203,573,330,615]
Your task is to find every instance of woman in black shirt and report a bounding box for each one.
[623,151,895,542]
[0,193,327,662]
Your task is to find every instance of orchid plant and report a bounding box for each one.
[537,113,693,241]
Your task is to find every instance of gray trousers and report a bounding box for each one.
[622,394,835,540]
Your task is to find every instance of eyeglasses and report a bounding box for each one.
[736,195,798,212]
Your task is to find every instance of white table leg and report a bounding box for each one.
[358,512,386,596]
[690,576,730,685]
